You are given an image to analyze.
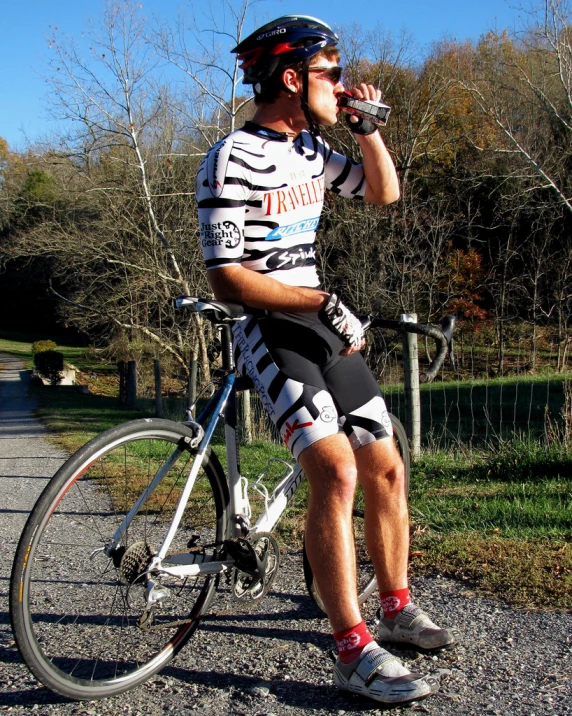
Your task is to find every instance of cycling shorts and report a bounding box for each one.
[232,313,393,460]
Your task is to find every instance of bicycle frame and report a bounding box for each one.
[105,300,453,592]
[104,353,303,586]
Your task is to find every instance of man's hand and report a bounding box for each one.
[345,83,383,135]
[319,293,365,355]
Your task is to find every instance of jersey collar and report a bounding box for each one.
[242,121,298,142]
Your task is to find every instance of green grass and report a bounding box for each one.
[409,441,572,608]
[33,386,145,452]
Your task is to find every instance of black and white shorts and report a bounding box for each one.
[232,313,393,460]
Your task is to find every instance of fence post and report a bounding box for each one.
[126,360,137,409]
[117,361,127,404]
[242,389,253,444]
[154,359,163,417]
[401,313,421,460]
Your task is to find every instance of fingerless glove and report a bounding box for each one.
[345,113,378,136]
[318,293,364,349]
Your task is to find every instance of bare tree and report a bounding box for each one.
[457,0,572,215]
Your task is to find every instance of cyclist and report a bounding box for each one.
[196,14,459,707]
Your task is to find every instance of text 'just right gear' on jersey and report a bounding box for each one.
[196,121,367,288]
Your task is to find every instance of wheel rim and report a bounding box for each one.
[18,427,225,694]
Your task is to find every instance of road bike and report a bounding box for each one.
[10,297,453,700]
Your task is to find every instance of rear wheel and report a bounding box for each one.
[303,413,410,613]
[10,419,228,700]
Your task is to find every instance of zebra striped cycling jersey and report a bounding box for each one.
[196,121,367,287]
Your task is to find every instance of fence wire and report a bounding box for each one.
[137,321,571,455]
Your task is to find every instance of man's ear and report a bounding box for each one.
[282,67,302,94]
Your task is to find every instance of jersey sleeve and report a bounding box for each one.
[196,137,249,270]
[322,138,367,199]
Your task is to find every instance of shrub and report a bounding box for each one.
[32,340,57,356]
[34,350,65,385]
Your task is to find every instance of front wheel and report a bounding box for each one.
[10,419,229,700]
[303,413,411,614]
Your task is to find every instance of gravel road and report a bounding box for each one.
[1,353,571,715]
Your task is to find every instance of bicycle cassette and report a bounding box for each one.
[227,533,280,602]
[119,541,153,585]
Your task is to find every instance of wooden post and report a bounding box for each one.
[242,389,253,443]
[117,361,127,404]
[154,359,163,417]
[126,360,137,409]
[401,313,421,460]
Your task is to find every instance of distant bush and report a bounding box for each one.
[32,340,57,356]
[34,350,64,385]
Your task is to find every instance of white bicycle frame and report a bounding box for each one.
[105,371,304,590]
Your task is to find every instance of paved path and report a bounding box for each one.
[0,354,68,710]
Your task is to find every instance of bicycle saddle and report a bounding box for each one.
[176,296,247,322]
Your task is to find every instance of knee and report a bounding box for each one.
[385,458,406,490]
[366,455,406,497]
[316,460,358,503]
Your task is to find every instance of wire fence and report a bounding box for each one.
[136,322,572,456]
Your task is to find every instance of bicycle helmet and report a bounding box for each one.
[232,15,339,134]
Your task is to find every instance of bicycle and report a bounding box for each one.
[9,297,454,701]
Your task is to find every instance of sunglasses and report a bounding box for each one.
[307,65,343,84]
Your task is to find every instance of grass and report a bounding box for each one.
[409,440,572,609]
[383,372,572,448]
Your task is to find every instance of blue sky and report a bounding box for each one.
[1,0,525,151]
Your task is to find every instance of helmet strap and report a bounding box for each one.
[300,58,321,136]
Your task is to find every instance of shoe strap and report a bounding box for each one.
[354,647,396,686]
[394,604,425,628]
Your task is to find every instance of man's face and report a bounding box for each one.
[306,58,344,126]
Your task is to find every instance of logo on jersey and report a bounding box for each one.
[265,217,320,241]
[201,221,241,249]
[207,138,233,198]
[265,245,315,271]
[284,418,313,447]
[264,176,324,215]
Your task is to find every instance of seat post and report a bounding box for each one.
[220,324,235,373]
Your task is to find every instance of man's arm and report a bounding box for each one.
[208,266,363,355]
[208,265,329,312]
[348,83,400,206]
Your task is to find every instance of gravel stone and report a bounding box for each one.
[1,354,571,715]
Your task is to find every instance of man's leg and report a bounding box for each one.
[355,438,460,651]
[299,432,438,704]
[298,432,362,631]
[354,437,409,593]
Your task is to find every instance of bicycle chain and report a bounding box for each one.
[143,533,280,630]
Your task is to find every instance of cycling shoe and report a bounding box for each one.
[377,603,461,651]
[334,641,438,705]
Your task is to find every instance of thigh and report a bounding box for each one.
[232,317,341,459]
[324,352,394,450]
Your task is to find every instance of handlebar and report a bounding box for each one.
[176,296,456,383]
[361,315,456,383]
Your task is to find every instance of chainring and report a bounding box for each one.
[232,532,280,602]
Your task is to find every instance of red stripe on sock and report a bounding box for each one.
[380,587,411,619]
[333,620,374,664]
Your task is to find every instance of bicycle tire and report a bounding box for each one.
[10,418,229,701]
[303,413,411,614]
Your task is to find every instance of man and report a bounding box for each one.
[196,15,459,706]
